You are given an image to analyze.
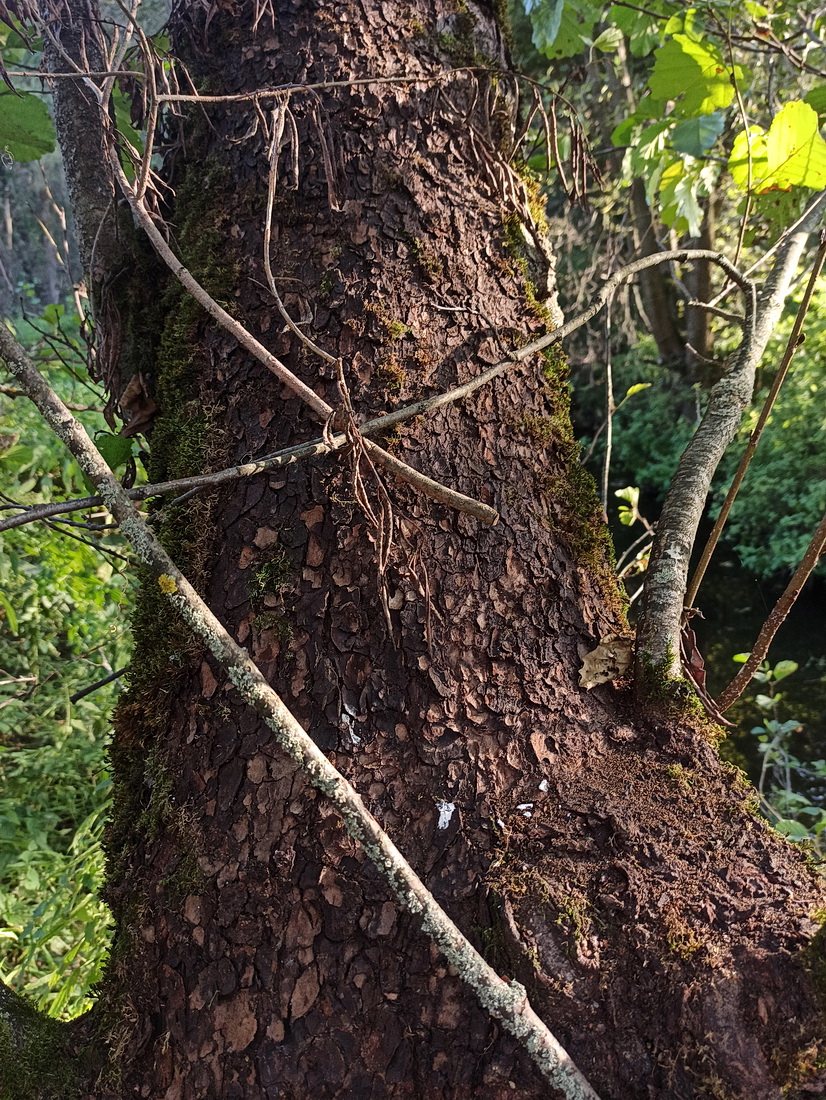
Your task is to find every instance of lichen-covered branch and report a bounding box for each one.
[0,322,602,1100]
[635,191,826,683]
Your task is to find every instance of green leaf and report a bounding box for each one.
[663,8,704,41]
[773,819,811,841]
[764,101,826,191]
[611,116,636,147]
[94,433,133,471]
[804,86,826,115]
[593,27,624,52]
[0,591,18,634]
[609,3,662,57]
[659,158,703,236]
[772,660,798,682]
[648,35,745,117]
[755,693,775,709]
[625,383,652,398]
[732,652,750,663]
[526,0,565,53]
[529,0,600,59]
[670,112,725,157]
[0,89,56,162]
[730,102,826,193]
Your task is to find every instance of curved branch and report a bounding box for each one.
[635,191,826,683]
[1,248,757,536]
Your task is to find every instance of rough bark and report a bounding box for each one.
[5,3,826,1100]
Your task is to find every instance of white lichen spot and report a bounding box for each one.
[538,779,549,792]
[436,801,455,830]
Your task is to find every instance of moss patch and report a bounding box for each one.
[0,989,90,1100]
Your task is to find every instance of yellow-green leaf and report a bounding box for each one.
[729,102,826,193]
[648,34,745,117]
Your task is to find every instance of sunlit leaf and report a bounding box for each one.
[593,27,624,52]
[648,35,745,117]
[729,102,826,193]
[772,659,799,682]
[659,158,704,236]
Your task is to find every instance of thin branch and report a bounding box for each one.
[685,300,744,326]
[109,157,499,526]
[1,248,753,535]
[0,320,602,1100]
[69,666,127,703]
[717,508,826,712]
[684,232,826,613]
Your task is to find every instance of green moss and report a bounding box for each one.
[638,651,705,719]
[665,763,694,792]
[376,353,407,393]
[0,990,88,1099]
[249,545,293,607]
[502,213,554,325]
[404,235,442,281]
[319,270,335,300]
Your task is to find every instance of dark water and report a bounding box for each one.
[690,554,826,788]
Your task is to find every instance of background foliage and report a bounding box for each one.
[0,301,132,1017]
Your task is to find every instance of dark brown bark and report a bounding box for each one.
[12,2,826,1099]
[629,178,685,366]
[684,195,718,379]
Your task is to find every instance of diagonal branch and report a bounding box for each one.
[0,321,601,1100]
[109,156,499,526]
[716,507,826,712]
[1,248,756,536]
[636,191,826,684]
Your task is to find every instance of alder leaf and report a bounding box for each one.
[0,89,55,162]
[648,35,745,117]
[659,159,704,236]
[95,432,133,471]
[729,102,826,193]
[670,112,725,157]
[592,27,624,52]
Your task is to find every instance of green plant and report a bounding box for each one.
[734,655,826,850]
[0,300,131,1018]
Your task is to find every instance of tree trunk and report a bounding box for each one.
[6,3,826,1099]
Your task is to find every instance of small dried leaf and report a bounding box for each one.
[579,634,634,689]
